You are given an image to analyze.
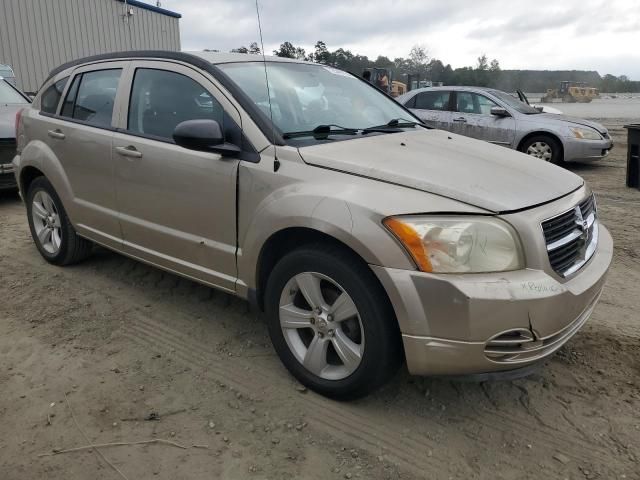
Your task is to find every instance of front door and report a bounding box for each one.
[450,91,516,147]
[112,62,240,292]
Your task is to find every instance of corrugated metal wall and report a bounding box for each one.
[0,0,181,93]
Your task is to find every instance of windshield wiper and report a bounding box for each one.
[283,124,359,139]
[362,118,428,134]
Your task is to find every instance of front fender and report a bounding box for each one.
[237,189,416,292]
[235,150,488,293]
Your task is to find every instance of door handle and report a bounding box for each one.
[453,117,467,123]
[47,129,65,139]
[115,146,143,159]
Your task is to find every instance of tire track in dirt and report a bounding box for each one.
[122,319,455,478]
[123,311,618,471]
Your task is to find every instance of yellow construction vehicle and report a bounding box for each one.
[390,80,407,97]
[541,81,599,103]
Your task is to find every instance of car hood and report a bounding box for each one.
[533,113,607,133]
[0,103,22,138]
[298,129,583,213]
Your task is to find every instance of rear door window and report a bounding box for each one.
[40,77,68,114]
[415,91,451,111]
[61,69,122,128]
[127,68,224,141]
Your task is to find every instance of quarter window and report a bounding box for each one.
[40,77,68,113]
[61,69,122,127]
[456,92,498,115]
[414,91,451,111]
[127,68,224,141]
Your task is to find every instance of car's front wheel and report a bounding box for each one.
[264,244,402,400]
[26,176,93,265]
[521,135,562,164]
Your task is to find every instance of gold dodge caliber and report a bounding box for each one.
[13,52,612,399]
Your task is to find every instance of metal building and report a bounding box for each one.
[0,0,181,93]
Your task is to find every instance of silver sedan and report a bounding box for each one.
[397,86,613,164]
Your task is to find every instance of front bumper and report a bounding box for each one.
[563,136,613,162]
[372,225,613,376]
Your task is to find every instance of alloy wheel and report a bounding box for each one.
[526,141,553,161]
[31,190,62,254]
[279,272,364,380]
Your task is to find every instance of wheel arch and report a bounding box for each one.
[17,140,76,217]
[20,165,46,196]
[254,227,391,313]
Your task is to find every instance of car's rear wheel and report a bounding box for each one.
[26,176,92,265]
[264,244,402,400]
[521,135,562,164]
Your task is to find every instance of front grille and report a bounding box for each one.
[0,138,17,165]
[541,194,598,277]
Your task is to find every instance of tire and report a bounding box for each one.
[26,176,93,265]
[520,135,562,164]
[264,244,402,400]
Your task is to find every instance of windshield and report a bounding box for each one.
[489,89,539,114]
[0,80,27,104]
[217,62,416,138]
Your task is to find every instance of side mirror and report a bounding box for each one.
[490,106,510,117]
[173,119,241,157]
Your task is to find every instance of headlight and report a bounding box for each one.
[570,126,602,140]
[383,216,524,273]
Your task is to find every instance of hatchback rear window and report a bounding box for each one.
[61,69,121,128]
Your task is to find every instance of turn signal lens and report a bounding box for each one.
[384,217,433,272]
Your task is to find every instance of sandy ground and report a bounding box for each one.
[1,124,639,480]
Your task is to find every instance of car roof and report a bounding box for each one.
[189,51,313,65]
[47,50,313,81]
[407,85,499,94]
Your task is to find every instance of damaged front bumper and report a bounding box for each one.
[372,225,613,376]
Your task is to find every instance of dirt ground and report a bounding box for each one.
[1,123,639,480]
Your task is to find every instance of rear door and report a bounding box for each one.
[406,90,453,130]
[450,91,516,147]
[40,62,129,249]
[112,61,240,292]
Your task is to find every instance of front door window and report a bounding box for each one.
[127,68,224,140]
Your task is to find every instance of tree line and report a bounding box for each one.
[216,41,640,93]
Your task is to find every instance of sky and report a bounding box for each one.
[157,0,640,79]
